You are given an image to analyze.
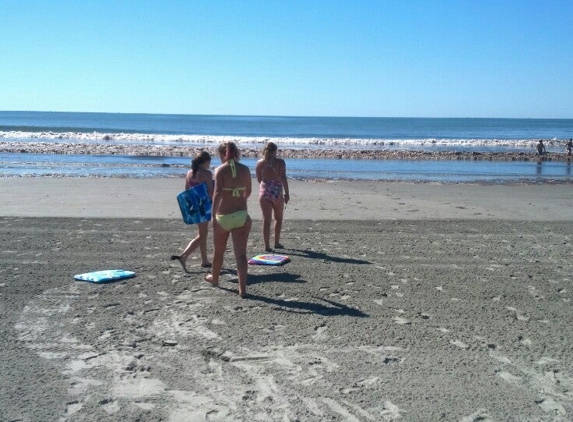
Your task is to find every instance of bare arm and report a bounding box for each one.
[201,169,214,199]
[279,159,290,204]
[243,166,252,199]
[184,170,193,190]
[255,160,263,183]
[211,169,223,217]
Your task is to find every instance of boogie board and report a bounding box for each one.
[74,269,136,283]
[177,182,212,224]
[248,254,291,266]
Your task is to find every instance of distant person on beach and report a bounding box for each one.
[256,142,290,252]
[566,138,572,158]
[537,139,547,156]
[205,142,252,298]
[171,151,213,272]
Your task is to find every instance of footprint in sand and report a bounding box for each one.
[460,409,494,422]
[536,357,559,365]
[527,286,544,300]
[450,340,469,349]
[313,324,329,342]
[16,284,410,421]
[506,306,530,321]
[393,316,411,325]
[490,350,573,416]
[489,352,511,364]
[497,371,523,385]
[536,398,567,416]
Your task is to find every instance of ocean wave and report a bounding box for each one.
[0,130,567,150]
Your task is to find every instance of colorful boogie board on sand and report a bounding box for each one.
[248,254,291,266]
[74,269,136,283]
[177,182,212,224]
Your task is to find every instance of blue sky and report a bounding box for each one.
[1,0,572,118]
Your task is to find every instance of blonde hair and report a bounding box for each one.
[263,142,277,160]
[218,141,240,161]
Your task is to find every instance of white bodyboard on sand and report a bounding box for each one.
[248,254,291,266]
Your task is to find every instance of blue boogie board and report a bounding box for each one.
[177,182,212,224]
[74,269,136,283]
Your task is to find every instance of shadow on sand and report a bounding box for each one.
[285,248,371,265]
[215,269,304,286]
[220,288,368,317]
[248,272,306,285]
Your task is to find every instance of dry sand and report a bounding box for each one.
[1,178,573,421]
[2,177,573,220]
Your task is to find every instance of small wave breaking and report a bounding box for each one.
[0,130,570,152]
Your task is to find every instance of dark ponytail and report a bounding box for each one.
[191,151,211,177]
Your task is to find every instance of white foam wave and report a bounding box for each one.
[0,130,566,149]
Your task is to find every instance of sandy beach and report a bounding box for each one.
[1,178,573,421]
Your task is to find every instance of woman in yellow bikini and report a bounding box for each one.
[256,142,290,252]
[204,142,252,298]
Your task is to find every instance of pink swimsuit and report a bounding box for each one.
[259,180,283,202]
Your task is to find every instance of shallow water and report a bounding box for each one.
[2,112,573,183]
[1,153,572,183]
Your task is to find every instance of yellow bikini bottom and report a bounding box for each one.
[216,210,248,231]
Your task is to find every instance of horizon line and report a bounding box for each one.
[1,110,572,120]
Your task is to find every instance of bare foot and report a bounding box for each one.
[201,262,212,268]
[204,273,218,287]
[239,290,247,299]
[274,243,284,249]
[265,247,273,253]
[171,255,189,273]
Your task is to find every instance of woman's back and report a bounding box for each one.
[186,168,211,189]
[214,160,251,215]
[256,158,285,182]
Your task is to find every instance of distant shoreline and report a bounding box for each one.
[2,140,572,162]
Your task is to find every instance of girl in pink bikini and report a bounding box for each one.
[256,142,290,252]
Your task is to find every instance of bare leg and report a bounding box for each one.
[259,196,273,251]
[171,254,191,273]
[231,216,252,298]
[172,221,210,272]
[197,222,211,267]
[205,221,229,286]
[272,197,285,248]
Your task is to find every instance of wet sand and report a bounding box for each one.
[1,179,572,421]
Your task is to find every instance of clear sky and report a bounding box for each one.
[1,0,572,118]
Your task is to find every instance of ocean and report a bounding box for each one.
[1,111,573,183]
